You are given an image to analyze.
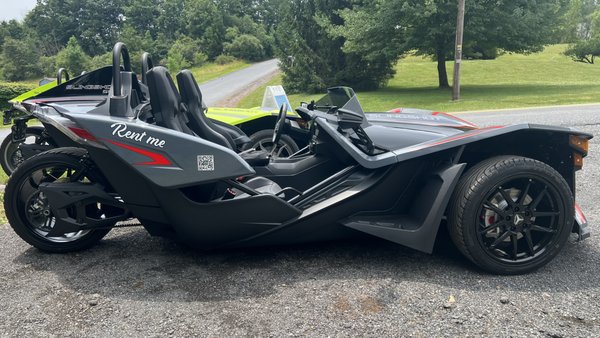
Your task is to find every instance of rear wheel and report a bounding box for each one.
[448,156,574,275]
[241,129,300,158]
[4,148,111,252]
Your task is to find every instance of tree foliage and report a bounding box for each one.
[166,36,208,71]
[275,0,395,93]
[0,38,42,81]
[332,0,565,89]
[563,2,600,63]
[55,37,92,76]
[0,0,583,88]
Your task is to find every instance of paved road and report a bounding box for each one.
[0,106,599,336]
[199,59,279,106]
[454,103,600,128]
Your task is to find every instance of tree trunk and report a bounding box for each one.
[437,53,450,88]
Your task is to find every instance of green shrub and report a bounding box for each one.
[224,34,265,61]
[165,36,207,71]
[89,52,113,69]
[214,54,236,65]
[0,82,37,110]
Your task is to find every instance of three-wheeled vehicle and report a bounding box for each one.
[4,43,592,275]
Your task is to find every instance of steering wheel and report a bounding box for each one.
[272,103,288,146]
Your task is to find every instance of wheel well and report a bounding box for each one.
[236,116,278,137]
[458,129,576,192]
[235,116,307,147]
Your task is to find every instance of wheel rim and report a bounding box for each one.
[477,175,565,264]
[16,163,95,243]
[252,139,294,158]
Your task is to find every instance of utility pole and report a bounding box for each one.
[452,0,466,101]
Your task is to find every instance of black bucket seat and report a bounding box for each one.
[175,69,270,166]
[146,66,272,168]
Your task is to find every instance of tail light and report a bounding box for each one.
[23,102,106,149]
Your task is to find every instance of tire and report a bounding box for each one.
[447,156,574,275]
[1,127,55,176]
[241,129,300,158]
[4,147,111,253]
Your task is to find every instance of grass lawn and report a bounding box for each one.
[238,45,600,112]
[189,60,250,84]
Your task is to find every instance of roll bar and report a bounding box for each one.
[141,52,154,85]
[57,68,70,85]
[112,42,132,96]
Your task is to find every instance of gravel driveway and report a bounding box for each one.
[0,107,598,337]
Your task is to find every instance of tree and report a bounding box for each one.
[55,37,91,75]
[565,5,600,63]
[23,0,127,55]
[123,0,160,38]
[275,0,395,93]
[0,20,27,54]
[0,38,41,81]
[184,0,226,58]
[560,0,598,43]
[334,0,565,88]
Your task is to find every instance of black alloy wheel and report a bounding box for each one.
[448,156,574,275]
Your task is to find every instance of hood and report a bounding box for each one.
[366,107,478,132]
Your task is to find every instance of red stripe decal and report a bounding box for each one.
[403,125,504,152]
[431,111,478,128]
[106,140,172,166]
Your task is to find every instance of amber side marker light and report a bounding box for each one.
[570,135,589,170]
[570,135,589,154]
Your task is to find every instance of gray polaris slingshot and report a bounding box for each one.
[4,43,592,274]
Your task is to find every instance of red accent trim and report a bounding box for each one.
[106,140,172,166]
[367,118,478,130]
[28,96,106,104]
[575,203,588,224]
[388,108,403,113]
[431,111,478,128]
[404,125,505,152]
[68,127,98,142]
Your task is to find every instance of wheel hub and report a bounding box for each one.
[479,178,561,263]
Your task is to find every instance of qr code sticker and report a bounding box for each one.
[197,155,215,171]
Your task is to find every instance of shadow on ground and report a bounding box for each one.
[14,223,600,302]
[11,224,597,304]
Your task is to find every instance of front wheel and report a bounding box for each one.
[447,156,574,275]
[4,147,112,252]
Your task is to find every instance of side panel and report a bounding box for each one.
[68,112,255,188]
[342,163,465,253]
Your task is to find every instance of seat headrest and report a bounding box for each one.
[176,69,202,112]
[146,66,181,124]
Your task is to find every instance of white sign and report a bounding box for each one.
[261,85,292,112]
